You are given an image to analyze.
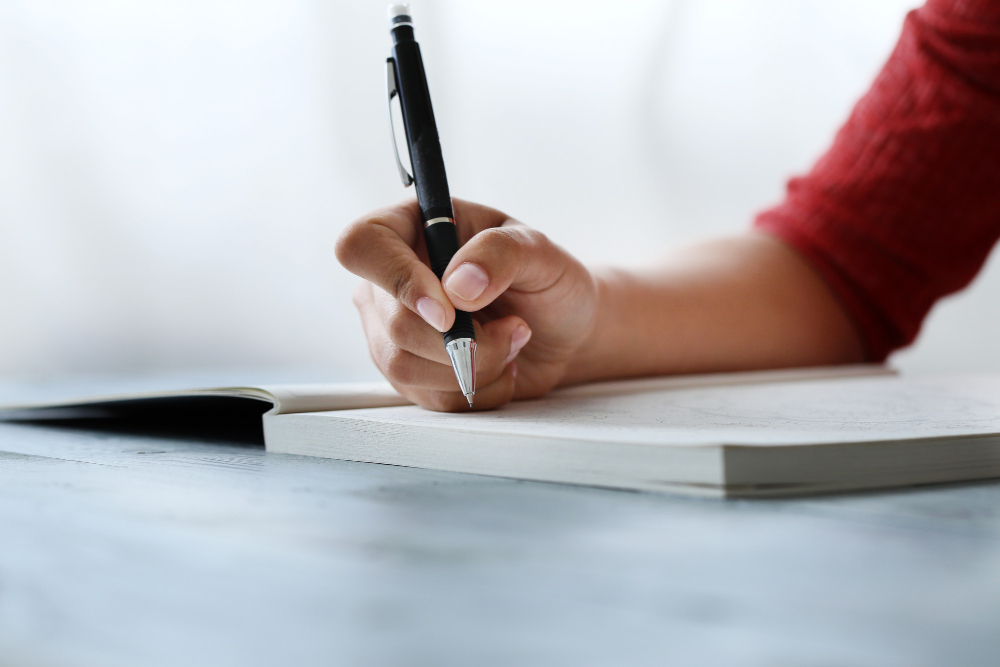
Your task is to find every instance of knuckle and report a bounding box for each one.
[386,257,418,305]
[481,226,520,250]
[367,336,394,377]
[514,226,549,248]
[369,336,392,365]
[381,348,415,385]
[481,225,547,256]
[334,221,365,266]
[385,308,414,346]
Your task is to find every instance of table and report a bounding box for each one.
[1,399,999,666]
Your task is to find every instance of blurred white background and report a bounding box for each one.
[2,0,998,384]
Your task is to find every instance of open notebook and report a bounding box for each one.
[3,365,1000,498]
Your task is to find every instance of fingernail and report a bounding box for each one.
[504,324,532,365]
[416,297,447,332]
[511,361,518,380]
[444,263,489,302]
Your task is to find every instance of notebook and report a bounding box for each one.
[4,365,1000,498]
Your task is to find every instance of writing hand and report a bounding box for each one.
[336,198,598,411]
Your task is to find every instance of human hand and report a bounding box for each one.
[336,198,598,411]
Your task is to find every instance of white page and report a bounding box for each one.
[315,375,1000,447]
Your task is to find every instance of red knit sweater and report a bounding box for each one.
[754,0,1000,361]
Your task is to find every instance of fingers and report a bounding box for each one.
[440,225,568,312]
[371,287,530,372]
[336,198,518,334]
[409,362,518,412]
[336,201,454,332]
[354,283,532,407]
[341,198,556,412]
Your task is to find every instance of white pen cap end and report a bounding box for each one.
[387,4,411,19]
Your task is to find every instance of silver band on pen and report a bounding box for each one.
[424,217,455,228]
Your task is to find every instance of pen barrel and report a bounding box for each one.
[424,221,475,344]
[424,219,458,279]
[391,39,453,221]
[444,310,475,345]
[390,19,473,346]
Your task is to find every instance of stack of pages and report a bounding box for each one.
[4,365,1000,497]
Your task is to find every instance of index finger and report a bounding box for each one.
[336,200,455,331]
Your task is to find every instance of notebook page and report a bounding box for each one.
[313,375,1000,447]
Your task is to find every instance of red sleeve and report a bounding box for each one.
[753,0,1000,362]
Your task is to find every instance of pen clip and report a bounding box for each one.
[386,58,414,187]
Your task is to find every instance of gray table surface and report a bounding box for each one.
[1,377,999,667]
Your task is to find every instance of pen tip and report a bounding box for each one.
[466,394,474,407]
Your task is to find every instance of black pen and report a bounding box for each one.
[385,3,476,406]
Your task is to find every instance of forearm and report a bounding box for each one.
[561,232,866,386]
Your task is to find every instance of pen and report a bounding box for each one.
[385,3,477,406]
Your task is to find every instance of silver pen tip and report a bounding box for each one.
[445,338,477,407]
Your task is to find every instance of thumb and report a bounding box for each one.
[440,224,569,311]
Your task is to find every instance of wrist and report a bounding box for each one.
[557,268,623,387]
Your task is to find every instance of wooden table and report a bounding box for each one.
[1,384,999,666]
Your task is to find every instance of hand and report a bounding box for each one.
[336,198,598,411]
